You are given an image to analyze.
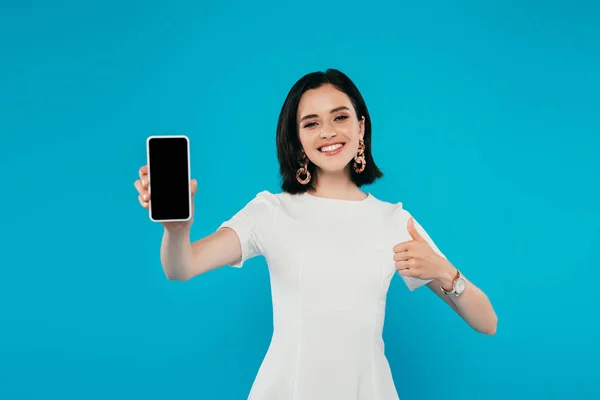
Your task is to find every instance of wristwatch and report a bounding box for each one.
[440,269,466,297]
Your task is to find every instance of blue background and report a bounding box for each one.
[1,1,599,399]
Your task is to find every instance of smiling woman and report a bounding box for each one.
[133,68,498,400]
[276,70,383,195]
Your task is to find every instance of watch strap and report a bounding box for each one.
[440,269,461,296]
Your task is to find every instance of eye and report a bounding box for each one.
[334,115,349,122]
[304,122,318,128]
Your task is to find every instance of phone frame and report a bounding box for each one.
[145,134,192,223]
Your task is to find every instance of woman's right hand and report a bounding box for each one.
[134,165,198,230]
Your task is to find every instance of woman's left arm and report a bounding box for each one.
[393,217,498,335]
[426,265,498,336]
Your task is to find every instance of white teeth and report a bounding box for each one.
[320,143,343,152]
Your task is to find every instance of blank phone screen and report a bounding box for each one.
[147,136,191,221]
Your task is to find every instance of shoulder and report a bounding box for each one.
[253,190,283,207]
[367,193,412,221]
[239,190,282,211]
[238,190,287,219]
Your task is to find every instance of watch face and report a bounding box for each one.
[455,277,466,293]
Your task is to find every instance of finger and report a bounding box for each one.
[408,217,425,242]
[135,182,149,201]
[139,172,149,189]
[395,259,418,270]
[394,260,410,270]
[398,267,418,277]
[191,179,197,196]
[134,179,150,198]
[137,167,149,189]
[393,251,413,262]
[139,165,148,179]
[138,194,149,209]
[134,179,143,194]
[393,241,413,253]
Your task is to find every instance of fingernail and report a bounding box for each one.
[143,194,148,200]
[142,179,146,186]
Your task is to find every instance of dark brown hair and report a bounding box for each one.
[276,69,383,194]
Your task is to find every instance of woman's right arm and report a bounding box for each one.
[134,165,242,281]
[160,226,241,281]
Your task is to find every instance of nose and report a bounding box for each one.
[319,130,337,139]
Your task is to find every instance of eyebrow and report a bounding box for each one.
[300,106,350,122]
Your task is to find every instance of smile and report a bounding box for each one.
[318,143,345,155]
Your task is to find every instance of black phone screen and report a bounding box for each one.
[147,136,191,222]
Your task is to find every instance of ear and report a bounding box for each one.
[359,116,365,139]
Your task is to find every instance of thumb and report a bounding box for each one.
[407,217,424,241]
[191,179,198,196]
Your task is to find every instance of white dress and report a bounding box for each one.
[219,191,446,400]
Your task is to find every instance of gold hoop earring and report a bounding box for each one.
[353,139,366,173]
[296,152,311,184]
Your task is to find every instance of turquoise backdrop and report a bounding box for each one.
[1,1,598,399]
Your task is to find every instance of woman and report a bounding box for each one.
[134,69,498,400]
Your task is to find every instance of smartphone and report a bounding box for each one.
[146,135,192,223]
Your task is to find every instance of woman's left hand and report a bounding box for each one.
[393,217,456,284]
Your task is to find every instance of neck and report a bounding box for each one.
[308,167,367,201]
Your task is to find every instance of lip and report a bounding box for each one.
[317,142,346,156]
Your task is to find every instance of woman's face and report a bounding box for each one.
[296,83,364,175]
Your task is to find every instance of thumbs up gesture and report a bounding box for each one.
[393,217,454,281]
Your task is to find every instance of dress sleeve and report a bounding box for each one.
[393,203,447,291]
[217,190,279,268]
